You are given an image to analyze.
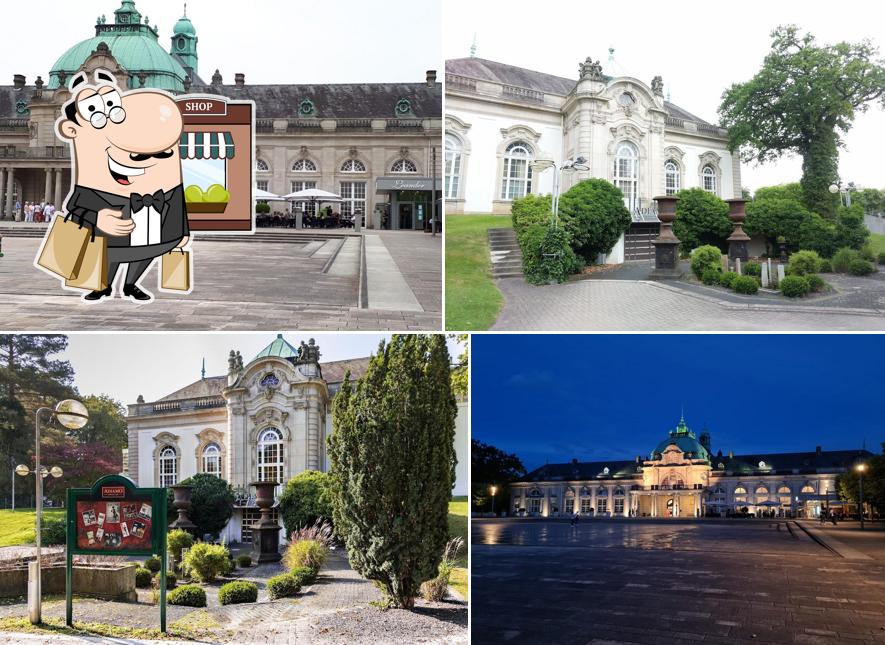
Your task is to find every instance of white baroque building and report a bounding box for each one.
[444,56,742,262]
[125,335,467,543]
[510,416,871,519]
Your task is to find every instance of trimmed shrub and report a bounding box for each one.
[182,542,230,583]
[255,202,270,215]
[798,213,838,258]
[519,223,582,284]
[144,556,161,573]
[719,271,739,288]
[167,529,194,566]
[290,565,316,587]
[166,474,234,540]
[878,252,885,265]
[152,571,177,589]
[732,275,759,295]
[701,267,721,285]
[831,248,860,273]
[834,203,870,250]
[283,539,327,574]
[787,250,821,276]
[557,178,631,262]
[690,245,723,279]
[859,243,876,262]
[806,274,826,292]
[743,261,762,277]
[135,567,153,588]
[218,580,258,605]
[167,584,206,607]
[279,471,334,539]
[267,572,302,600]
[818,258,833,273]
[780,275,810,298]
[236,554,252,568]
[673,188,731,252]
[849,258,875,276]
[41,519,66,546]
[510,193,552,235]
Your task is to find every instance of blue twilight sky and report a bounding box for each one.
[472,334,885,473]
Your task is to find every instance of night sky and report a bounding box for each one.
[471,334,885,472]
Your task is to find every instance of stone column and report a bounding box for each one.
[607,487,613,517]
[53,168,63,209]
[44,169,52,204]
[0,168,5,217]
[4,168,14,220]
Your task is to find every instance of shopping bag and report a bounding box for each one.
[161,249,191,291]
[36,214,91,279]
[64,236,108,292]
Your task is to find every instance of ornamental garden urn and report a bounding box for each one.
[249,480,282,563]
[168,484,197,535]
[649,195,683,279]
[726,198,750,262]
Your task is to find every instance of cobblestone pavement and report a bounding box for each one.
[375,230,442,315]
[0,236,440,330]
[797,521,885,560]
[472,518,885,645]
[491,278,885,330]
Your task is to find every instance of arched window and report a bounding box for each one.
[661,475,685,489]
[702,165,717,193]
[755,485,769,502]
[340,158,366,173]
[292,158,317,172]
[734,485,748,502]
[445,134,462,199]
[800,484,815,494]
[501,141,533,200]
[256,159,269,171]
[202,443,221,477]
[390,158,417,173]
[597,487,607,496]
[777,485,791,505]
[614,142,638,210]
[664,160,680,195]
[159,447,178,487]
[257,428,283,484]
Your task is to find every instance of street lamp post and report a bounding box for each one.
[530,157,590,226]
[856,463,867,530]
[490,485,498,517]
[15,399,88,625]
[829,181,861,208]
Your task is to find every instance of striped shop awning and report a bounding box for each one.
[179,132,236,160]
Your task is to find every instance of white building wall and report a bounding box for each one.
[453,401,468,496]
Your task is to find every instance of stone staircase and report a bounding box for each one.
[488,228,523,279]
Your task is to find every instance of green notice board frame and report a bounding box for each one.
[65,474,169,631]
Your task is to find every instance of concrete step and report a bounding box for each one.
[487,227,523,279]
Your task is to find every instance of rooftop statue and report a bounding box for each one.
[579,57,604,81]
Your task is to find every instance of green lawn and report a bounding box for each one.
[445,214,513,331]
[869,233,885,256]
[0,509,65,547]
[448,496,468,599]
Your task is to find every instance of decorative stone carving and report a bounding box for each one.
[296,338,321,364]
[498,124,542,145]
[651,76,664,96]
[579,57,604,81]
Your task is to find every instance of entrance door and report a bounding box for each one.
[666,498,674,517]
[398,203,413,229]
[624,223,659,261]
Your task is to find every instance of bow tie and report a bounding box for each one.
[130,190,168,212]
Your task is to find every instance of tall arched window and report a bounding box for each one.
[777,485,791,506]
[755,485,769,502]
[501,141,533,200]
[256,159,269,171]
[800,484,815,494]
[661,475,685,489]
[340,159,366,173]
[292,158,317,172]
[445,134,462,199]
[614,142,639,210]
[159,447,178,487]
[734,485,748,503]
[202,443,221,478]
[702,165,717,193]
[257,428,283,483]
[390,158,417,173]
[664,160,680,195]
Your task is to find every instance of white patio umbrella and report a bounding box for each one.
[254,187,283,200]
[282,188,343,203]
[756,500,781,507]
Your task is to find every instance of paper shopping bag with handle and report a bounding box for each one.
[65,235,108,292]
[36,213,91,279]
[161,249,191,291]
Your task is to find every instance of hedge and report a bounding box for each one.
[218,580,258,605]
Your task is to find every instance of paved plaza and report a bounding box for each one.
[0,229,440,330]
[472,518,885,645]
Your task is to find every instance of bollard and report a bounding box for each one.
[295,209,303,230]
[28,560,40,624]
[354,211,362,233]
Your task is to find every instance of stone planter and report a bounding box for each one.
[0,563,137,601]
[249,480,282,563]
[169,484,197,535]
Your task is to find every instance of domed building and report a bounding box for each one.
[0,0,441,231]
[510,415,871,519]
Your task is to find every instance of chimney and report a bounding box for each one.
[815,445,822,456]
[426,69,437,86]
[235,73,245,88]
[13,74,25,89]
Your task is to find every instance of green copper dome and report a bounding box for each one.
[651,416,711,462]
[253,334,300,361]
[47,1,187,92]
[173,15,195,36]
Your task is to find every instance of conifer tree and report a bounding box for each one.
[328,335,457,609]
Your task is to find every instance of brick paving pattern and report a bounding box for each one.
[472,518,885,645]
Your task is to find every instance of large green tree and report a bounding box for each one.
[673,188,731,253]
[328,335,457,609]
[719,26,885,218]
[471,439,526,513]
[836,444,884,517]
[71,394,128,449]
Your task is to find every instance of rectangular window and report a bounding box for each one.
[528,498,541,514]
[445,151,461,198]
[615,499,624,515]
[256,180,268,192]
[340,181,366,218]
[581,498,593,514]
[290,180,317,214]
[597,498,608,514]
[562,498,573,514]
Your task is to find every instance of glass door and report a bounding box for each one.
[398,203,413,230]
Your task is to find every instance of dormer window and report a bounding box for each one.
[618,92,635,107]
[260,373,280,388]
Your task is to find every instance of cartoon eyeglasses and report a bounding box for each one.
[77,89,126,129]
[90,106,126,129]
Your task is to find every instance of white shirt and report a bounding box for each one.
[130,205,162,246]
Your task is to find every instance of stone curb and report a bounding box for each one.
[793,521,873,560]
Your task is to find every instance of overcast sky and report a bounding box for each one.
[0,0,441,85]
[444,0,885,192]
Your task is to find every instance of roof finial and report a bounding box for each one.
[183,2,187,17]
[680,402,684,423]
[469,33,477,58]
[201,357,206,380]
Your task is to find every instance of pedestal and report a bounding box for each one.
[249,481,281,563]
[168,485,197,536]
[295,209,303,230]
[726,199,750,263]
[649,195,683,279]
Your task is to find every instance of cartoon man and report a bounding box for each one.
[54,69,189,301]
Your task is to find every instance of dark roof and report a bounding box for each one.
[521,459,643,482]
[664,100,714,127]
[190,81,441,119]
[0,85,36,119]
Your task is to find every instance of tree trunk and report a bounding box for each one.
[800,126,840,219]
